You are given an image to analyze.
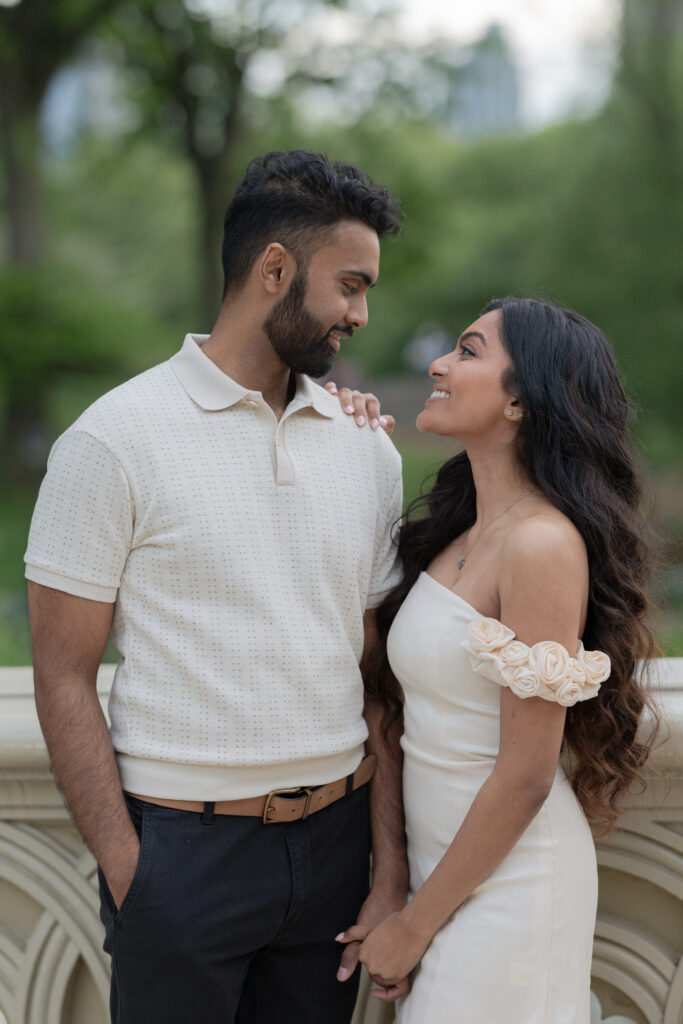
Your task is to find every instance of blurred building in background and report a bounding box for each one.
[439,23,520,137]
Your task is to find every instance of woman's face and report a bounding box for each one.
[416,309,522,439]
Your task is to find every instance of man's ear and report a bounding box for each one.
[259,243,296,295]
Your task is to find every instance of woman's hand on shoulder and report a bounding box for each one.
[324,381,394,435]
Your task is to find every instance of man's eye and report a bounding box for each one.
[344,283,359,295]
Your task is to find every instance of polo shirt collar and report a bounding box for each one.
[170,334,336,418]
[170,335,247,411]
[292,372,337,419]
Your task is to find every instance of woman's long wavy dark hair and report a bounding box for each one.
[369,297,660,835]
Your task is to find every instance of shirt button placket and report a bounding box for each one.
[275,431,294,486]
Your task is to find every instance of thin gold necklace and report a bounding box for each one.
[457,491,538,571]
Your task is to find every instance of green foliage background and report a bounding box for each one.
[1,1,682,661]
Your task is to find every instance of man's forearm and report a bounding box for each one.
[35,672,138,878]
[364,696,409,894]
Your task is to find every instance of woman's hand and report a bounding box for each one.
[337,911,430,1000]
[324,382,395,436]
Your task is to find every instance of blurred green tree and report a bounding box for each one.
[106,0,417,325]
[0,268,169,485]
[0,0,155,483]
[0,0,137,264]
[618,0,682,186]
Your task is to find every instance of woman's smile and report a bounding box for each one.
[426,388,451,402]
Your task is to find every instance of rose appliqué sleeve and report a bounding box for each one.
[461,617,610,706]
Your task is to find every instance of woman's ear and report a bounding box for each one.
[504,397,525,421]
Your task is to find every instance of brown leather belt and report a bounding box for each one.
[126,754,376,824]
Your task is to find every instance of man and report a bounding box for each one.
[25,150,408,1023]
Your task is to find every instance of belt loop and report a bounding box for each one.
[345,772,354,798]
[201,801,215,825]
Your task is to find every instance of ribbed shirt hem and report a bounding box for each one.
[25,564,117,603]
[116,745,366,800]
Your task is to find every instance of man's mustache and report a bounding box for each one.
[327,326,354,340]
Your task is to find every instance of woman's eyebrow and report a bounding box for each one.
[458,330,487,347]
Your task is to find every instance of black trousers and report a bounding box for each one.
[98,786,371,1024]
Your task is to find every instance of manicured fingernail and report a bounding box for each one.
[335,933,345,942]
[356,415,365,426]
[380,416,388,426]
[345,405,354,414]
[371,418,379,430]
[337,968,350,981]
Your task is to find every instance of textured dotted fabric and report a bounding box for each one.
[25,335,403,799]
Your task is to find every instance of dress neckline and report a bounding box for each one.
[420,571,485,619]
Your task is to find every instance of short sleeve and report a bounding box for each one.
[461,617,611,707]
[24,429,134,603]
[366,468,403,610]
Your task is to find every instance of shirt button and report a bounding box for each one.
[276,436,283,446]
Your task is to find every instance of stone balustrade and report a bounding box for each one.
[1,661,681,1024]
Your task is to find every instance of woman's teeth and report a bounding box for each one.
[430,390,450,400]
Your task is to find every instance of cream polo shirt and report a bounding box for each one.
[25,335,403,799]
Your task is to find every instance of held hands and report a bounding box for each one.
[337,911,430,1002]
[335,887,413,1003]
[324,382,395,436]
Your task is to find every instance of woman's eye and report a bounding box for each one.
[460,345,474,357]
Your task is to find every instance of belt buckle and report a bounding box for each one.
[262,786,313,824]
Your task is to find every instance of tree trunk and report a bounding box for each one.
[2,388,52,486]
[0,61,44,265]
[619,0,682,188]
[195,154,231,330]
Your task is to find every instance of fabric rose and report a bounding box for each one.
[498,640,530,667]
[568,657,586,684]
[467,617,515,654]
[580,650,611,686]
[530,641,571,691]
[504,664,542,698]
[555,679,584,707]
[463,619,609,707]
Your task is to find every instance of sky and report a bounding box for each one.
[395,0,622,126]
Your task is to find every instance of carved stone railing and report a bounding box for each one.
[1,661,681,1024]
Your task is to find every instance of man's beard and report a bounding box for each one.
[262,269,350,378]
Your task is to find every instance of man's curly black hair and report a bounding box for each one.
[221,149,403,297]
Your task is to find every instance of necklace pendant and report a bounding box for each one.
[457,556,466,570]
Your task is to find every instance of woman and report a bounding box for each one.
[331,297,658,1023]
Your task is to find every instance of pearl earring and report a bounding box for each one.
[505,409,513,417]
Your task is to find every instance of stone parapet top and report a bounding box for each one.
[1,659,681,776]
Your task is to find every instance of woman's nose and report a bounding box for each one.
[429,354,451,379]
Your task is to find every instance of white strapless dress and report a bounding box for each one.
[387,572,607,1024]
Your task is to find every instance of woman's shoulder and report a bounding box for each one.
[501,507,587,569]
[497,507,589,647]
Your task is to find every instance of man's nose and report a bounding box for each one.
[347,297,368,330]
